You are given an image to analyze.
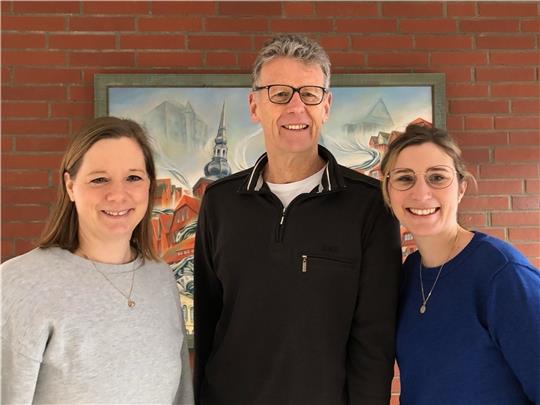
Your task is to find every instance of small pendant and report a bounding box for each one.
[419,304,426,314]
[128,299,136,308]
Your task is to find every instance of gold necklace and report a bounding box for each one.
[419,229,460,315]
[83,254,137,308]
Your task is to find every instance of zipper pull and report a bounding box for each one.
[280,208,286,225]
[301,255,308,273]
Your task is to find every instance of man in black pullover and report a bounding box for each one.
[194,34,402,405]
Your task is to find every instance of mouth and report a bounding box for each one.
[281,123,309,130]
[407,207,439,216]
[102,209,132,217]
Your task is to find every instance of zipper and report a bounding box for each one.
[301,255,308,272]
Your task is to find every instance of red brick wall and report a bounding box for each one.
[1,1,539,402]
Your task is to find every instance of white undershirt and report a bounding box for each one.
[266,164,327,208]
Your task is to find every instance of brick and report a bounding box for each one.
[2,67,10,84]
[512,100,540,114]
[14,67,81,84]
[478,3,538,17]
[382,2,443,17]
[205,17,268,32]
[446,116,464,130]
[461,147,491,162]
[352,35,413,49]
[83,1,149,14]
[495,117,540,130]
[14,239,40,257]
[2,170,50,186]
[51,102,93,117]
[69,86,93,102]
[238,52,257,69]
[152,1,217,14]
[120,34,185,49]
[283,2,314,17]
[218,2,281,16]
[509,131,540,145]
[69,16,135,31]
[2,86,66,101]
[522,19,540,32]
[2,34,46,49]
[319,36,349,50]
[2,102,48,118]
[447,2,476,17]
[271,19,334,33]
[49,34,116,50]
[460,196,509,210]
[138,17,202,32]
[336,19,397,33]
[494,146,540,161]
[492,83,540,97]
[2,120,69,135]
[490,52,540,65]
[2,0,11,12]
[316,2,378,16]
[368,52,428,66]
[3,205,50,221]
[480,164,539,179]
[2,187,59,204]
[526,179,540,193]
[188,35,252,50]
[513,243,540,258]
[492,212,540,226]
[458,212,487,227]
[477,179,523,194]
[447,84,489,98]
[13,1,80,13]
[206,52,237,67]
[433,66,471,81]
[69,52,134,67]
[3,51,66,66]
[400,19,456,33]
[476,35,535,49]
[432,51,487,66]
[512,195,540,210]
[509,227,540,242]
[474,227,507,240]
[2,135,13,151]
[327,52,365,67]
[1,239,15,260]
[1,222,47,238]
[460,19,519,33]
[464,116,493,130]
[253,35,274,50]
[452,131,508,146]
[450,100,508,114]
[1,16,66,31]
[476,67,536,82]
[138,52,203,67]
[415,35,472,49]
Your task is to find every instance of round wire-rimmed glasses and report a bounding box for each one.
[252,84,327,105]
[387,165,457,191]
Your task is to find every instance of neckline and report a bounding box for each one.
[50,247,144,274]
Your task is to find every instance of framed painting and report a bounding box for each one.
[94,72,446,345]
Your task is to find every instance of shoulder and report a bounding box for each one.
[339,165,382,191]
[204,169,251,195]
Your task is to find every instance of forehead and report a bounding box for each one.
[393,142,454,170]
[259,57,325,86]
[80,137,146,170]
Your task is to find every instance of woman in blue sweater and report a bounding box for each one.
[380,124,539,405]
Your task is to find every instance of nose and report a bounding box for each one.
[105,181,128,201]
[285,91,306,113]
[409,175,432,200]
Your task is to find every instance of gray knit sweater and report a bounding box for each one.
[1,247,194,404]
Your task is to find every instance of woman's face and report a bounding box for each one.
[65,137,150,247]
[387,142,466,239]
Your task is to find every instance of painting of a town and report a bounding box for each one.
[107,82,436,341]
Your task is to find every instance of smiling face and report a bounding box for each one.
[387,142,467,239]
[249,56,331,160]
[65,137,150,249]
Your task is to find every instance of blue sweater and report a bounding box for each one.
[397,232,540,405]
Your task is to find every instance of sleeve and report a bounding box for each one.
[174,327,195,405]
[347,203,402,405]
[193,194,223,404]
[1,343,41,404]
[486,262,540,403]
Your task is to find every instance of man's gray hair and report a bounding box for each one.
[252,34,331,88]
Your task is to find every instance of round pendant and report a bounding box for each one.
[128,299,136,308]
[419,304,426,314]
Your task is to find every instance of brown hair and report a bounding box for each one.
[39,116,159,260]
[380,124,475,207]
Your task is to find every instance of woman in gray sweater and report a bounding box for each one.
[1,117,194,404]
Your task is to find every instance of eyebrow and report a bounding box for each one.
[86,168,146,176]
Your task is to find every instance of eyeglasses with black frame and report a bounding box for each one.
[252,84,327,106]
[387,165,458,191]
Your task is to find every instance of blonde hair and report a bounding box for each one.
[39,116,159,261]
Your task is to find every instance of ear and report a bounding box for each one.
[457,180,467,203]
[322,91,332,123]
[64,172,75,202]
[248,92,260,123]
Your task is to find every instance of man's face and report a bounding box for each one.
[249,57,332,159]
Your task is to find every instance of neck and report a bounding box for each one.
[76,235,135,264]
[415,227,470,268]
[265,149,325,184]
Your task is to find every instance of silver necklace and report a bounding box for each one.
[84,254,137,308]
[419,230,460,315]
